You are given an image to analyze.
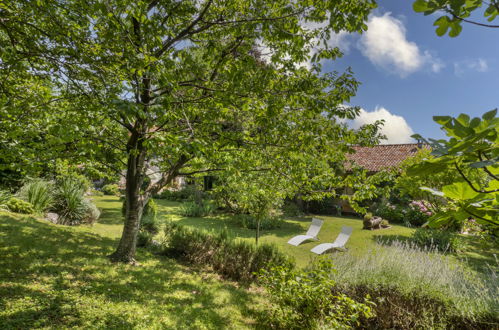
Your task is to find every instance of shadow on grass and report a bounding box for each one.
[458,235,499,273]
[95,199,124,225]
[0,214,264,328]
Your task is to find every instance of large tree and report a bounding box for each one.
[1,0,379,263]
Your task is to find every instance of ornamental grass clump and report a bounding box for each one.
[329,240,498,328]
[53,177,100,225]
[17,179,54,213]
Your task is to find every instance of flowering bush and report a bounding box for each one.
[405,200,432,227]
[409,200,433,216]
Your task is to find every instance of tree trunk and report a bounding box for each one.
[109,130,147,264]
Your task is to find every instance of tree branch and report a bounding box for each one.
[154,0,213,58]
[445,9,499,28]
[477,151,499,181]
[454,162,499,193]
[463,207,498,227]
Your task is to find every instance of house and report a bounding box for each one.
[340,142,428,213]
[347,142,427,174]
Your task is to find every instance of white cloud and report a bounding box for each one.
[454,58,489,76]
[359,13,443,77]
[350,106,415,144]
[254,19,354,70]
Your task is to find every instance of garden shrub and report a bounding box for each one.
[159,185,201,201]
[411,228,464,253]
[53,177,99,225]
[6,197,34,214]
[405,200,432,227]
[161,221,293,282]
[17,179,54,213]
[178,200,214,217]
[143,198,158,218]
[55,161,93,193]
[0,190,11,210]
[405,208,430,227]
[258,259,374,329]
[329,241,498,328]
[282,200,303,216]
[374,202,405,223]
[156,189,177,200]
[141,214,160,235]
[137,230,153,247]
[102,184,120,196]
[83,199,101,225]
[231,213,283,230]
[304,197,336,215]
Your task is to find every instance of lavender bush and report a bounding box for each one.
[327,241,498,323]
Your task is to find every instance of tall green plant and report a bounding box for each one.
[17,179,54,213]
[54,177,99,225]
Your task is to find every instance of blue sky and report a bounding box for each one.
[322,0,498,143]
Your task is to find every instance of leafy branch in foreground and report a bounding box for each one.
[413,0,499,37]
[410,109,498,232]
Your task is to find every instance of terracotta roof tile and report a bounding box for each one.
[346,143,428,172]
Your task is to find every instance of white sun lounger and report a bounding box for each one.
[287,218,324,246]
[310,226,353,255]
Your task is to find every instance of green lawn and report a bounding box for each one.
[0,211,265,329]
[94,196,417,268]
[94,196,498,270]
[2,195,495,328]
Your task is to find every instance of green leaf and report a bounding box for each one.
[469,159,497,168]
[448,22,463,37]
[442,181,478,200]
[420,187,445,197]
[433,115,452,125]
[456,113,470,126]
[469,117,481,128]
[433,16,451,36]
[482,109,497,121]
[413,0,430,12]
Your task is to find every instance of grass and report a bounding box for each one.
[2,195,496,328]
[0,211,265,329]
[94,196,498,270]
[152,198,414,267]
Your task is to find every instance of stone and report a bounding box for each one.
[46,212,59,224]
[363,216,383,230]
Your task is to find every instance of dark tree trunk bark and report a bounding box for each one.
[109,129,147,264]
